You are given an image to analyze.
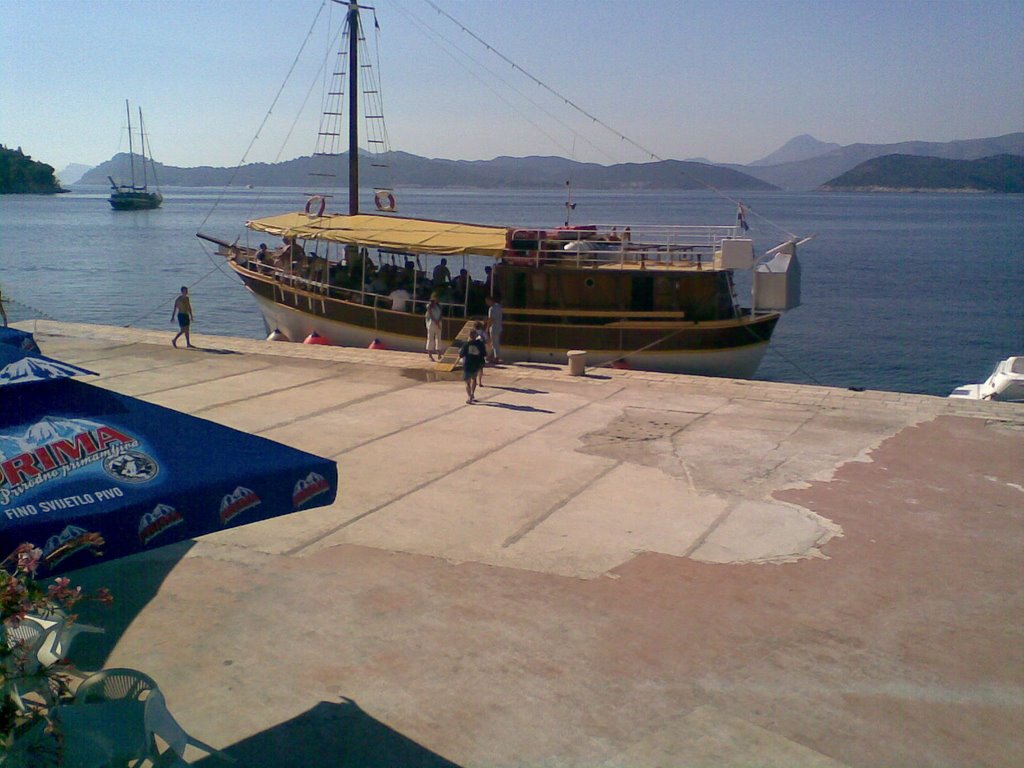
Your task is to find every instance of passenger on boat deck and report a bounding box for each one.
[454,269,470,299]
[348,247,372,284]
[483,265,495,294]
[308,252,328,282]
[389,286,411,312]
[432,258,451,286]
[0,287,7,326]
[255,243,270,271]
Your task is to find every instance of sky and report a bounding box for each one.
[2,0,1022,174]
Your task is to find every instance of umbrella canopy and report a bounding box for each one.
[0,341,96,387]
[0,327,42,354]
[0,372,338,575]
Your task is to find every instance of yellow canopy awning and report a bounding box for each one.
[246,212,510,258]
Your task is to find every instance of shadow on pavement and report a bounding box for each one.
[476,401,554,414]
[196,699,462,768]
[484,385,548,395]
[63,541,194,670]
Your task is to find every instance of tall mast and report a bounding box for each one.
[138,107,148,189]
[125,100,137,188]
[348,1,360,215]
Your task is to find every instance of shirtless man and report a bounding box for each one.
[171,286,194,348]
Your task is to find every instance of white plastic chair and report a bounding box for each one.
[3,618,52,711]
[144,688,235,765]
[4,611,103,711]
[74,668,234,765]
[25,610,105,668]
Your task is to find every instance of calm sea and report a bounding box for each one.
[1,186,1021,397]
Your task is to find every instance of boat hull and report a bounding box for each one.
[239,274,778,378]
[109,191,162,210]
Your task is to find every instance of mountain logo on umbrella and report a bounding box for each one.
[293,472,330,509]
[220,486,261,524]
[0,356,94,385]
[43,524,100,566]
[139,503,184,545]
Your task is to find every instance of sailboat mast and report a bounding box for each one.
[348,1,360,215]
[138,107,148,189]
[125,100,137,189]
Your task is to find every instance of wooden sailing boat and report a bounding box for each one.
[200,1,805,377]
[108,101,162,211]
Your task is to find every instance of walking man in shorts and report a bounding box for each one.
[171,286,194,348]
[458,328,487,404]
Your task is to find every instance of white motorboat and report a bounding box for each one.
[949,356,1024,402]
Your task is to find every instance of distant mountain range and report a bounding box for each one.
[735,132,1023,189]
[748,134,842,167]
[820,154,1024,192]
[71,132,1024,192]
[77,152,776,191]
[57,163,92,185]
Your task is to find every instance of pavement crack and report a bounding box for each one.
[502,459,623,549]
[285,382,628,556]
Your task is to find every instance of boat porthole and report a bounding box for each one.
[584,277,596,289]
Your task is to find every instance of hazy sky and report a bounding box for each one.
[3,0,1022,173]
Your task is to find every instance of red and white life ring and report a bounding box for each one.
[374,190,397,212]
[304,195,326,218]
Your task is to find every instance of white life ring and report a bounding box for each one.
[374,190,397,212]
[304,195,326,218]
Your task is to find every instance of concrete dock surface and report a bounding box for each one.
[15,321,1024,767]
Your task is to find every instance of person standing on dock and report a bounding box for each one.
[171,286,195,348]
[485,294,503,363]
[458,328,487,404]
[425,294,443,361]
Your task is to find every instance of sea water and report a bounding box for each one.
[1,186,1021,396]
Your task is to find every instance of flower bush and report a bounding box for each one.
[0,538,111,758]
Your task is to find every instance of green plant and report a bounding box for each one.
[0,538,111,758]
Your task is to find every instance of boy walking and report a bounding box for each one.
[458,328,487,404]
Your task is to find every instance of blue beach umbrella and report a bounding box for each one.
[0,340,95,386]
[0,347,337,575]
[0,327,42,354]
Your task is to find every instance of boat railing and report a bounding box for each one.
[508,224,741,269]
[230,252,474,319]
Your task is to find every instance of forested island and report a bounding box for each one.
[820,154,1024,192]
[0,145,65,194]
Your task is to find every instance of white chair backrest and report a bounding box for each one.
[144,688,189,756]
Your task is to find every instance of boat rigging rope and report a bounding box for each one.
[119,259,229,329]
[419,0,798,241]
[195,2,330,234]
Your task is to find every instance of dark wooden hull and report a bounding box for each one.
[109,191,162,210]
[230,261,780,377]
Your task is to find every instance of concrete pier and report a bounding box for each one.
[16,321,1024,767]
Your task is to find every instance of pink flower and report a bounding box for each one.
[15,546,42,575]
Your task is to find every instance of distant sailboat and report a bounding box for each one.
[108,101,162,210]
